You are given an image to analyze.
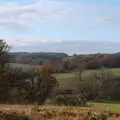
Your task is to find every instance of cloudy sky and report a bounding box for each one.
[0,0,120,54]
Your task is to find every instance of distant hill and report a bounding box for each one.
[8,52,68,65]
[12,40,120,54]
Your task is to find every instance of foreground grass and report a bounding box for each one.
[0,109,29,120]
[0,105,119,120]
[90,102,120,113]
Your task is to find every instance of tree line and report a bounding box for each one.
[9,52,68,65]
[8,51,120,71]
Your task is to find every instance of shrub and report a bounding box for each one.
[51,89,87,106]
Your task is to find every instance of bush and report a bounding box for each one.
[54,95,86,106]
[78,69,120,101]
[51,89,87,106]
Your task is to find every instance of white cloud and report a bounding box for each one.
[0,36,63,48]
[0,1,44,29]
[96,17,114,23]
[0,0,118,30]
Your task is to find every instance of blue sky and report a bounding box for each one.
[0,0,120,54]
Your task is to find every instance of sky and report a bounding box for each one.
[0,0,120,54]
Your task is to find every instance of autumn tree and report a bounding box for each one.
[21,65,59,104]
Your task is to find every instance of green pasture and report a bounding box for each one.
[89,102,120,113]
[53,68,120,88]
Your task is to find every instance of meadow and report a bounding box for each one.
[90,102,120,113]
[53,68,120,88]
[8,63,40,71]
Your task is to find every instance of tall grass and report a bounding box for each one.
[0,105,119,120]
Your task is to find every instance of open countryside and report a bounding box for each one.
[1,0,120,119]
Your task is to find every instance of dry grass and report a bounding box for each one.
[0,105,119,120]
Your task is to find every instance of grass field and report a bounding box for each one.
[8,63,40,71]
[53,68,120,88]
[0,105,119,120]
[89,102,120,113]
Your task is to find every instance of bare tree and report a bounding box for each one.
[0,40,9,69]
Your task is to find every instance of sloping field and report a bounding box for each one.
[53,68,120,89]
[8,63,40,71]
